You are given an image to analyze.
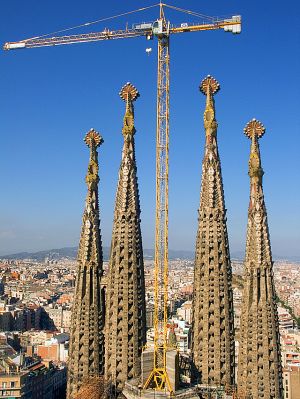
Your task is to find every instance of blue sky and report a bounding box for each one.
[0,1,299,257]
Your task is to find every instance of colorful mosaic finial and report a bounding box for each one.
[119,82,139,102]
[199,75,220,95]
[84,128,104,148]
[244,118,265,140]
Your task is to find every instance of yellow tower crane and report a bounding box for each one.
[3,2,241,393]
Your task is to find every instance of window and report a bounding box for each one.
[10,381,15,388]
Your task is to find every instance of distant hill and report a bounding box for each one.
[1,247,299,263]
[0,247,195,262]
[0,247,80,262]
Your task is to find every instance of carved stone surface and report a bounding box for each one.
[191,76,235,388]
[237,120,283,399]
[67,129,105,399]
[105,83,146,393]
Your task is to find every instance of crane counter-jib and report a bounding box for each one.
[171,22,241,34]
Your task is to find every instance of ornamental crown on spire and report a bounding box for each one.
[120,82,139,137]
[84,128,103,186]
[244,118,265,139]
[244,119,265,181]
[84,128,104,148]
[200,75,219,136]
[119,82,139,102]
[199,75,220,95]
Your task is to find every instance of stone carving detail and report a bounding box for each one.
[237,120,283,399]
[191,76,235,388]
[67,129,105,399]
[105,83,146,393]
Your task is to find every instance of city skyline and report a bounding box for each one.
[1,0,299,257]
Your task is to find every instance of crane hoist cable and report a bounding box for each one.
[163,4,216,21]
[21,2,229,44]
[22,3,160,42]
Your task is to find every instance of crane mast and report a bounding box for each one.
[145,3,171,390]
[3,3,241,393]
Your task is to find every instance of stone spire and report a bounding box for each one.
[67,129,105,399]
[105,83,146,393]
[237,119,283,399]
[191,76,235,388]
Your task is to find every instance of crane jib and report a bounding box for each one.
[3,16,241,50]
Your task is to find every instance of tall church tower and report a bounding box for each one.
[67,129,105,399]
[237,119,283,399]
[105,83,146,393]
[192,76,235,388]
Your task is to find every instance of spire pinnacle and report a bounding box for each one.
[84,129,103,188]
[119,82,139,103]
[119,82,139,137]
[244,118,265,140]
[200,75,219,137]
[84,128,104,149]
[200,75,220,96]
[244,119,265,183]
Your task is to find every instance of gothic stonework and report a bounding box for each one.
[67,129,105,399]
[191,76,235,388]
[237,119,283,399]
[105,83,146,392]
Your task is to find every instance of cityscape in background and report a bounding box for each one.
[0,252,299,397]
[1,1,299,398]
